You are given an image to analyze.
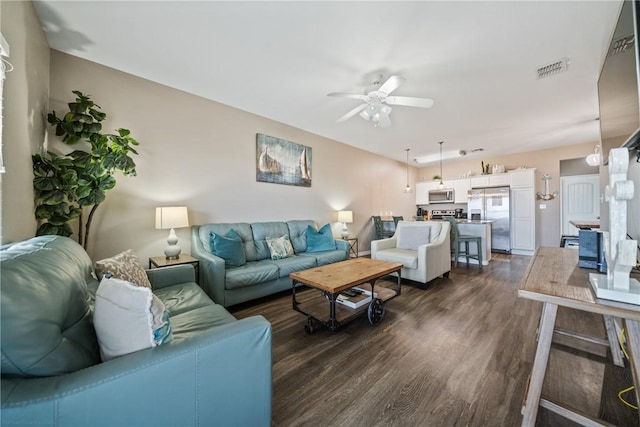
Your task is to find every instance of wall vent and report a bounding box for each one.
[537,57,569,79]
[610,34,635,56]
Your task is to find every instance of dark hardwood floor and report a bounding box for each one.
[230,254,638,426]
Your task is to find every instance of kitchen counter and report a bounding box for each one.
[455,219,494,224]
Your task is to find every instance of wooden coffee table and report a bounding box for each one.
[290,258,402,333]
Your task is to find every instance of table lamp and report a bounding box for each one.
[337,210,353,239]
[155,206,189,259]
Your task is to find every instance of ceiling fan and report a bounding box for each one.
[327,75,434,128]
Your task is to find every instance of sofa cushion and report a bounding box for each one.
[95,249,152,288]
[154,282,216,316]
[397,224,431,250]
[251,222,290,260]
[299,249,348,266]
[272,255,317,278]
[225,260,279,290]
[0,236,100,377]
[306,224,336,252]
[373,248,419,269]
[169,305,237,343]
[266,235,295,260]
[287,220,315,253]
[210,229,246,267]
[93,277,173,361]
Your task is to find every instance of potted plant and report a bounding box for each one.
[32,91,139,249]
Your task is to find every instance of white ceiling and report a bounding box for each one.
[32,1,623,166]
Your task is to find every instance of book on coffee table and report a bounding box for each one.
[352,286,377,297]
[336,292,372,309]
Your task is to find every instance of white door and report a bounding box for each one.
[560,174,600,236]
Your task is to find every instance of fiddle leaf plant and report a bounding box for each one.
[33,90,139,249]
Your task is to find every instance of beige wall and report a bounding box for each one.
[48,51,419,261]
[1,0,49,243]
[417,142,598,247]
[2,4,604,259]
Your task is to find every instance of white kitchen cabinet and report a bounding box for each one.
[415,181,429,205]
[511,187,536,254]
[452,179,471,203]
[470,176,490,188]
[489,174,510,187]
[509,169,536,188]
[415,181,440,205]
[470,173,511,188]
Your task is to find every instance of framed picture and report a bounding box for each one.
[256,133,312,187]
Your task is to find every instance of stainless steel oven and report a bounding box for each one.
[428,189,454,204]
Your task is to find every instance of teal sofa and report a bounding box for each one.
[1,236,272,427]
[191,220,349,307]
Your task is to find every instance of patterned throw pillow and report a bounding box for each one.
[93,277,172,362]
[266,235,295,260]
[95,249,152,288]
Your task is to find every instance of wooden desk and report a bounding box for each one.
[518,247,640,426]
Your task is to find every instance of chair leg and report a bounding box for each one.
[476,239,483,270]
[453,241,459,267]
[465,241,470,267]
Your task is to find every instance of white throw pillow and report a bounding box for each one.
[93,277,172,362]
[397,225,431,250]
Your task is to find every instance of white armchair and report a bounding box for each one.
[371,220,451,285]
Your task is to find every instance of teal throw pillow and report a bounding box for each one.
[210,229,246,267]
[266,235,295,260]
[306,224,337,252]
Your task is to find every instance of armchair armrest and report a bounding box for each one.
[146,264,195,290]
[334,239,349,258]
[1,316,272,427]
[371,237,398,256]
[191,226,227,305]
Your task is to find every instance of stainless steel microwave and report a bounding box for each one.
[428,189,454,204]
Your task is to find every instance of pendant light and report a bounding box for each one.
[403,148,413,193]
[437,141,445,189]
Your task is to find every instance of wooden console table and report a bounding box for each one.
[518,247,640,426]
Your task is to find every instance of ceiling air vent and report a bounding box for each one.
[537,57,569,79]
[610,34,635,56]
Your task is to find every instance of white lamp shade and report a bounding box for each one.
[337,210,353,223]
[155,207,189,230]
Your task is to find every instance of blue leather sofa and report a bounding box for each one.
[191,220,349,307]
[1,236,272,427]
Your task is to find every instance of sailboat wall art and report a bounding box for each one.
[256,134,312,187]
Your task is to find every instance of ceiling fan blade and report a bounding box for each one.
[385,96,434,108]
[378,75,405,95]
[337,103,368,122]
[327,92,369,101]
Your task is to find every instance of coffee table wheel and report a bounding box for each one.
[367,298,385,326]
[304,317,316,334]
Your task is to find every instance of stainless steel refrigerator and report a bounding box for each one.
[467,186,511,253]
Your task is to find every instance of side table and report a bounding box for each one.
[149,254,200,284]
[343,237,358,258]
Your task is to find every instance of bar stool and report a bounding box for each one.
[443,216,483,269]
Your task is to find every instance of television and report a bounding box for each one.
[597,0,640,264]
[598,0,640,156]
